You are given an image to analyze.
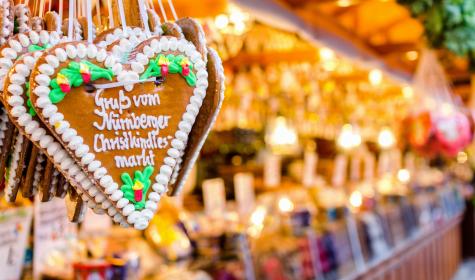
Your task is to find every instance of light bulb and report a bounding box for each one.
[397,169,411,183]
[278,197,294,213]
[378,127,396,149]
[369,69,383,86]
[349,191,363,208]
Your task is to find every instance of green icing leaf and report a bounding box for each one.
[49,88,66,104]
[120,166,155,210]
[140,53,198,86]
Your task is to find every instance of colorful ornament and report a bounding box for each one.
[180,57,190,76]
[79,62,92,83]
[158,55,170,77]
[121,166,154,210]
[56,73,71,93]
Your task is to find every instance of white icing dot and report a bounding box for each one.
[142,209,154,220]
[88,187,98,196]
[2,48,17,59]
[54,48,67,62]
[105,183,118,194]
[53,150,67,163]
[93,167,107,179]
[60,158,73,169]
[17,114,32,126]
[186,103,200,116]
[164,157,176,167]
[0,58,13,68]
[65,45,77,58]
[178,121,192,133]
[145,201,157,212]
[111,190,123,201]
[75,144,89,157]
[148,192,161,202]
[117,198,128,208]
[113,213,122,222]
[99,175,112,187]
[127,211,140,223]
[14,63,28,76]
[18,33,30,47]
[134,219,148,230]
[152,183,167,194]
[175,130,188,142]
[45,55,59,68]
[31,128,46,141]
[76,43,87,58]
[10,73,25,85]
[123,205,135,216]
[62,128,77,142]
[38,64,54,76]
[102,200,112,209]
[33,85,50,97]
[86,44,97,58]
[8,96,23,106]
[7,84,22,95]
[95,194,106,203]
[68,136,83,150]
[108,207,117,216]
[167,148,180,159]
[46,142,61,155]
[37,96,53,109]
[39,135,53,148]
[42,104,58,118]
[81,153,95,165]
[34,74,51,86]
[48,112,64,125]
[160,165,172,177]
[87,160,101,172]
[39,30,50,44]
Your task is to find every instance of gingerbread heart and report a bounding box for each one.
[3,51,125,223]
[30,37,208,229]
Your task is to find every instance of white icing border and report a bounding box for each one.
[33,38,208,229]
[0,108,9,146]
[13,4,30,34]
[173,47,225,194]
[5,51,127,226]
[0,0,14,45]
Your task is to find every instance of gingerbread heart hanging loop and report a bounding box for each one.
[30,37,208,229]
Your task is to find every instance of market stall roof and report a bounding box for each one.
[233,0,414,84]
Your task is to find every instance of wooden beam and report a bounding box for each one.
[373,43,417,55]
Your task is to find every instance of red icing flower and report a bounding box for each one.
[158,55,170,77]
[80,62,92,83]
[57,73,71,93]
[181,57,190,76]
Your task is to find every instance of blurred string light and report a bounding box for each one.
[320,47,338,72]
[405,51,419,61]
[349,190,363,208]
[278,196,294,213]
[378,127,396,149]
[337,124,362,150]
[337,0,353,7]
[248,206,267,237]
[213,4,250,35]
[402,86,414,99]
[369,69,383,86]
[265,116,299,155]
[397,169,411,183]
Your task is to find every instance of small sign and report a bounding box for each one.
[302,152,318,187]
[34,197,77,279]
[0,206,33,279]
[264,153,281,187]
[202,178,226,219]
[234,173,255,216]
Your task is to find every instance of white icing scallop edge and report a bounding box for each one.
[95,27,150,61]
[0,30,63,89]
[0,108,9,146]
[173,47,225,195]
[4,132,24,201]
[5,51,128,227]
[13,4,30,33]
[31,151,45,195]
[33,38,208,230]
[0,0,13,44]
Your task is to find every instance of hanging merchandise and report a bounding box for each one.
[405,50,472,157]
[0,0,225,230]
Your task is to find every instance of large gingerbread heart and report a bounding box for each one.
[4,50,126,224]
[30,37,208,229]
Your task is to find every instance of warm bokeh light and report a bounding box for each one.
[337,124,362,150]
[266,116,299,155]
[405,51,419,61]
[369,69,383,86]
[402,86,414,99]
[397,169,411,183]
[378,127,396,149]
[215,14,229,29]
[349,191,363,208]
[278,197,294,213]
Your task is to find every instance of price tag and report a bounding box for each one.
[202,178,226,219]
[264,153,281,187]
[332,154,348,187]
[234,173,255,216]
[34,197,77,279]
[0,206,33,279]
[302,152,318,187]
